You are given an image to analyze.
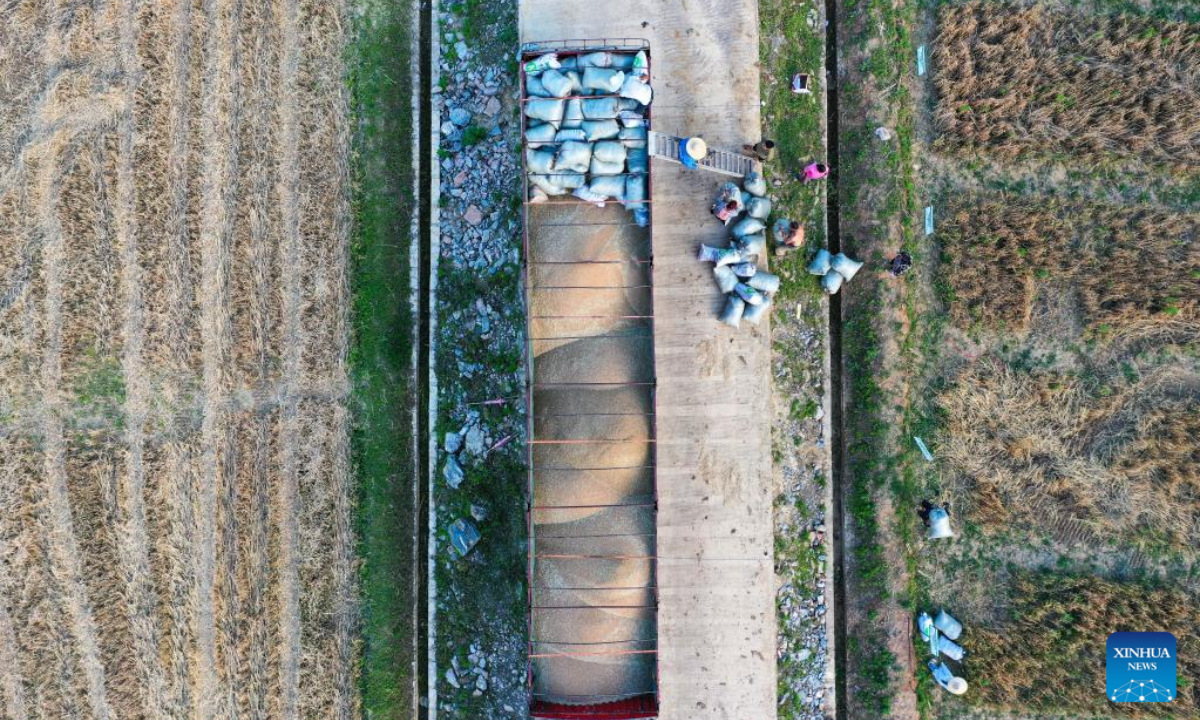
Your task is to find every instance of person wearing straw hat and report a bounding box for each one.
[679,136,707,169]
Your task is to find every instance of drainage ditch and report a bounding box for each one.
[416,0,433,716]
[824,0,849,716]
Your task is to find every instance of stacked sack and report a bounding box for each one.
[805,246,863,294]
[523,50,652,227]
[696,170,781,328]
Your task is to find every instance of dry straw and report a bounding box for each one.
[965,573,1200,717]
[937,357,1200,551]
[934,2,1200,171]
[938,197,1200,334]
[0,0,358,716]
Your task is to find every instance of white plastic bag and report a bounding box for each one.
[554,128,587,142]
[610,52,636,70]
[581,97,620,119]
[561,98,584,128]
[582,120,620,141]
[525,148,556,174]
[735,233,767,257]
[730,262,757,278]
[529,174,567,195]
[618,110,644,128]
[589,175,626,199]
[573,184,608,206]
[831,253,864,282]
[732,217,766,239]
[627,148,649,173]
[577,51,613,68]
[746,196,772,220]
[713,265,739,293]
[622,175,646,209]
[698,244,749,267]
[565,70,582,94]
[735,283,766,306]
[592,141,627,165]
[719,295,746,328]
[541,69,577,97]
[525,123,557,145]
[619,127,647,150]
[619,76,653,106]
[524,98,565,126]
[631,50,649,81]
[822,270,843,294]
[554,141,593,173]
[747,271,780,295]
[526,74,551,98]
[589,158,625,176]
[743,170,767,197]
[743,296,772,325]
[582,68,625,93]
[554,172,586,190]
[807,248,832,275]
[523,53,560,73]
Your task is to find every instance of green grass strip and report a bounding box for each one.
[350,1,417,717]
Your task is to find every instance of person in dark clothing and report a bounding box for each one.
[888,251,913,277]
[743,139,777,162]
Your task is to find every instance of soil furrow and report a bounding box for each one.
[193,0,245,716]
[271,0,304,714]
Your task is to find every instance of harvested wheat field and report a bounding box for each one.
[937,197,1200,333]
[933,2,1200,171]
[962,573,1200,718]
[0,1,357,718]
[935,357,1200,552]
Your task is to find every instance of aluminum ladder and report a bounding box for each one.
[648,131,756,178]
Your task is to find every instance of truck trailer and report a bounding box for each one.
[520,39,659,720]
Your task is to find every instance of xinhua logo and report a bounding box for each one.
[1107,632,1176,703]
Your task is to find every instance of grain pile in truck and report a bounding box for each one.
[521,40,660,720]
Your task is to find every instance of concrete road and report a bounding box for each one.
[521,3,776,719]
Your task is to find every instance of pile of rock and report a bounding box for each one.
[523,50,652,226]
[776,513,832,718]
[696,169,781,328]
[445,643,492,697]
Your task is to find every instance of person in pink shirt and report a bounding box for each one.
[802,162,829,182]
